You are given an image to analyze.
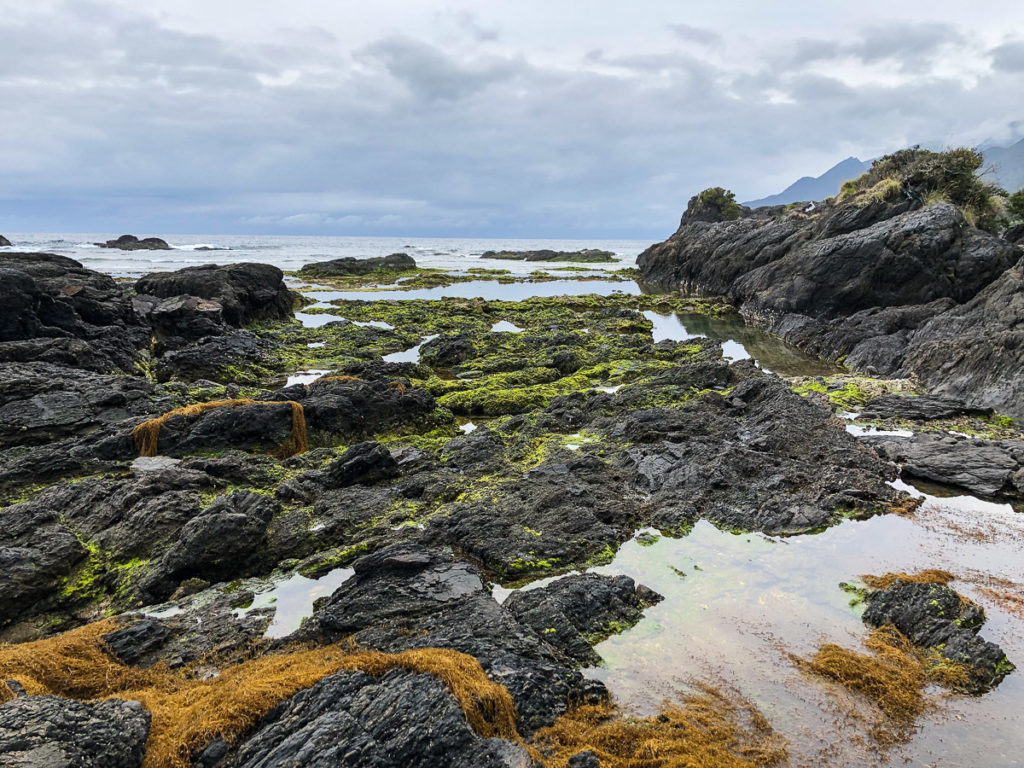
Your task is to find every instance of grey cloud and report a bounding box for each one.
[668,23,722,47]
[991,41,1024,71]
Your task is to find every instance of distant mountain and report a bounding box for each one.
[743,157,872,208]
[983,138,1024,192]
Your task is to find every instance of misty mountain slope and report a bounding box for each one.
[744,157,872,208]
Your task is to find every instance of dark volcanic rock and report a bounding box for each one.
[0,252,146,371]
[95,234,171,250]
[0,234,10,247]
[863,579,1014,692]
[224,668,534,768]
[312,544,605,734]
[0,696,150,768]
[0,362,155,447]
[481,249,615,263]
[300,253,416,277]
[143,399,299,457]
[135,294,228,341]
[319,442,400,488]
[640,203,1015,323]
[857,395,991,422]
[135,262,293,325]
[504,573,662,665]
[153,329,277,383]
[865,433,1024,498]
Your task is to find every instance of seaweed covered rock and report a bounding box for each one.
[480,249,615,263]
[0,695,150,768]
[312,544,604,734]
[300,253,416,277]
[863,578,1014,692]
[95,234,170,251]
[223,668,535,768]
[504,574,662,665]
[135,262,293,325]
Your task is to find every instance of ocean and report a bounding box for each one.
[0,233,654,277]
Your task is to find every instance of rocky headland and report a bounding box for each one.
[1,152,1021,767]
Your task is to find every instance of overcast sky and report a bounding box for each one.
[2,0,1023,238]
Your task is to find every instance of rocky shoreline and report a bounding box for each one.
[1,165,1022,767]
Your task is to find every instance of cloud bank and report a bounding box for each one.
[1,0,1022,237]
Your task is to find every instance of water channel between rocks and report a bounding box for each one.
[281,275,1022,766]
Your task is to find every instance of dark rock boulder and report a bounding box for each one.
[300,253,416,277]
[140,491,278,601]
[224,668,535,768]
[857,395,991,422]
[140,399,299,458]
[0,362,155,448]
[299,379,442,441]
[154,329,277,383]
[318,442,400,489]
[135,263,292,326]
[0,253,146,371]
[95,234,170,250]
[504,574,662,665]
[134,294,228,341]
[865,433,1024,498]
[0,234,10,247]
[863,578,1014,692]
[312,544,605,734]
[0,696,150,768]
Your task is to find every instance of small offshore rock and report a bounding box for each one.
[95,234,171,250]
[299,252,416,277]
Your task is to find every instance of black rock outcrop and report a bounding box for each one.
[0,234,11,247]
[863,578,1014,692]
[300,253,416,277]
[95,234,171,250]
[135,263,293,326]
[0,696,150,768]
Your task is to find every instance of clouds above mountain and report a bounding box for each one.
[0,0,1022,236]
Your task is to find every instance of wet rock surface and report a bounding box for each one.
[480,249,615,263]
[223,668,535,768]
[866,433,1024,498]
[863,579,1014,692]
[504,573,663,665]
[0,695,150,768]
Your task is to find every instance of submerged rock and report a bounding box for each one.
[299,253,416,277]
[95,234,171,250]
[863,578,1014,692]
[0,696,150,768]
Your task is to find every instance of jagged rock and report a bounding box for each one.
[0,253,147,371]
[135,294,228,341]
[154,329,277,383]
[311,544,606,734]
[0,234,11,247]
[300,253,416,278]
[857,395,991,422]
[139,399,298,457]
[504,574,663,665]
[865,433,1024,498]
[863,579,1014,692]
[0,696,150,768]
[95,234,170,250]
[318,442,400,489]
[0,362,155,448]
[136,491,278,603]
[223,668,535,768]
[135,263,293,325]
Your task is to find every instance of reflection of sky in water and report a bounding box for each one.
[491,320,524,333]
[495,476,1024,767]
[285,369,332,387]
[383,334,439,363]
[241,567,355,639]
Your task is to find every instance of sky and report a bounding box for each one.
[2,0,1023,238]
